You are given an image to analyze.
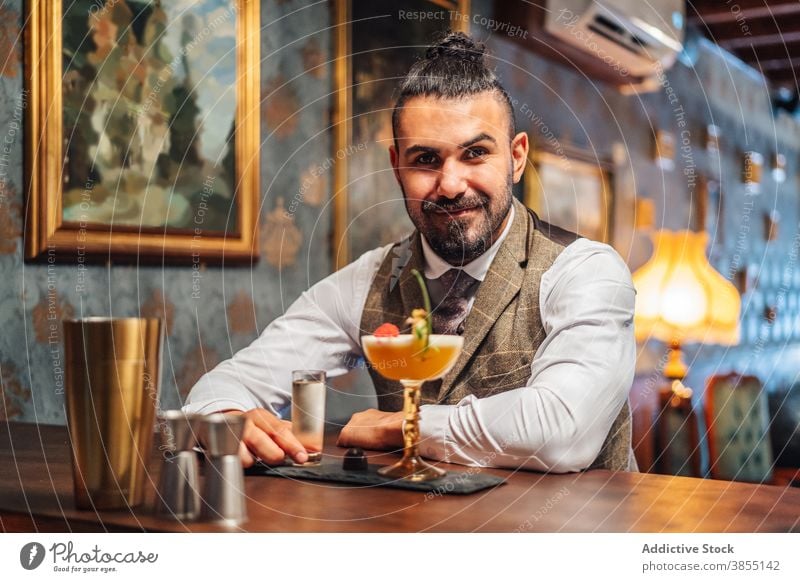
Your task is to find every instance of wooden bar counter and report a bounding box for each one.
[1,422,798,533]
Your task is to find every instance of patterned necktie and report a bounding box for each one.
[431,269,479,336]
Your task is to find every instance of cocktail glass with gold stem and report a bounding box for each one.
[361,334,463,481]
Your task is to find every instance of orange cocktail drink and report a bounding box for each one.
[361,334,462,381]
[361,333,464,481]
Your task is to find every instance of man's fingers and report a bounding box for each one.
[252,414,308,464]
[273,427,309,464]
[241,421,287,465]
[223,409,310,467]
[336,425,352,448]
[238,440,256,468]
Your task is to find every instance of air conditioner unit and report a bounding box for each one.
[544,0,685,78]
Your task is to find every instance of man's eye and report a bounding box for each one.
[465,148,488,159]
[414,153,438,165]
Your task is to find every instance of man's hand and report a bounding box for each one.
[219,409,308,468]
[337,409,404,451]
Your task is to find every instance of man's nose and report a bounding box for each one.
[435,158,468,199]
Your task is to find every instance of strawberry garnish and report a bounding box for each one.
[374,323,400,337]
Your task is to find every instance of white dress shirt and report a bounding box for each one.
[183,205,637,473]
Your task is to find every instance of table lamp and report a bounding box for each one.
[633,230,741,475]
[633,229,741,389]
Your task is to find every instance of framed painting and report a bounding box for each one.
[24,0,259,263]
[523,147,614,244]
[694,177,724,240]
[332,0,470,269]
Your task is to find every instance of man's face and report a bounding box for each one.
[390,92,528,265]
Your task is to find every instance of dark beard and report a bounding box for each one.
[404,183,513,265]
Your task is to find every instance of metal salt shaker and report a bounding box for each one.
[200,413,248,526]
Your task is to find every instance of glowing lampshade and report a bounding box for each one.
[633,230,741,378]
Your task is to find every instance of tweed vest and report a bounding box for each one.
[359,198,633,471]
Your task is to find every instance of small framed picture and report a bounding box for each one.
[704,124,721,153]
[694,177,723,244]
[771,153,787,183]
[742,151,763,193]
[653,129,676,170]
[764,210,780,242]
[523,148,614,244]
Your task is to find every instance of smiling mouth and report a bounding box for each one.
[431,206,482,217]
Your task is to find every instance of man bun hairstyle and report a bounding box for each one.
[392,31,517,140]
[425,31,486,63]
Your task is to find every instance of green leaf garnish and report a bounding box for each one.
[409,268,434,355]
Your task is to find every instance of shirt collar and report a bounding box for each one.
[421,204,516,282]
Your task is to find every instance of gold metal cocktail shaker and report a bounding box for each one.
[63,317,163,510]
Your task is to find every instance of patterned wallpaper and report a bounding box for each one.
[0,0,334,423]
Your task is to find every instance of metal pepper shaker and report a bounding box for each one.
[155,411,201,520]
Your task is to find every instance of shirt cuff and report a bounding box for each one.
[418,403,455,461]
[181,399,250,415]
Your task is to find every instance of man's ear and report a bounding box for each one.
[389,143,401,184]
[510,132,529,184]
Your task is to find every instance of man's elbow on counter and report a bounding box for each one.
[527,433,605,474]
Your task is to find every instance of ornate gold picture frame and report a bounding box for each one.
[24,0,260,263]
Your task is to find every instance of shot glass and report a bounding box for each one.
[291,370,327,466]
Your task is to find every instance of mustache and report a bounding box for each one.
[421,193,490,214]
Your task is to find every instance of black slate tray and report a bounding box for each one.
[245,459,505,495]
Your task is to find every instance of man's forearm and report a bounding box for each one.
[418,383,628,473]
[183,246,388,416]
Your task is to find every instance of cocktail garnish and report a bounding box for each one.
[407,269,435,355]
[374,323,400,337]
